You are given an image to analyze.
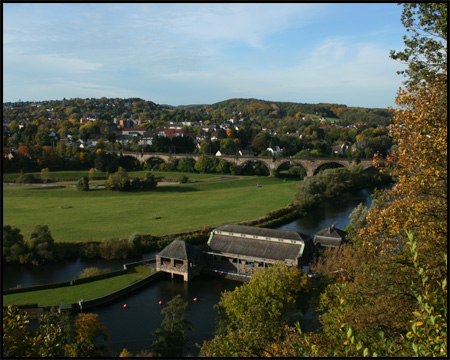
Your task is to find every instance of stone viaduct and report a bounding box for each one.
[119,152,374,177]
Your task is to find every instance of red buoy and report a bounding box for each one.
[123,304,128,309]
[158,301,163,305]
[193,298,198,302]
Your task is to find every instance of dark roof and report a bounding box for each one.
[208,224,311,261]
[215,224,309,242]
[314,226,348,247]
[157,240,201,260]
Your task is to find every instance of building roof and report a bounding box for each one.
[314,225,348,247]
[157,240,201,260]
[208,224,310,261]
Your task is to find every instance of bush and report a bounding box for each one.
[179,175,189,184]
[98,238,135,259]
[105,167,130,191]
[78,267,111,279]
[128,232,143,251]
[16,173,36,184]
[77,176,89,191]
[142,172,157,190]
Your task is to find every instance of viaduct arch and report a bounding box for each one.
[120,152,374,177]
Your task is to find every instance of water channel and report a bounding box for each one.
[3,187,376,356]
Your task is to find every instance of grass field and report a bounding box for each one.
[2,266,153,306]
[3,172,299,242]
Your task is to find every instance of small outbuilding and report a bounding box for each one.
[156,240,204,281]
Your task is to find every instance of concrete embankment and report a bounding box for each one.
[3,259,161,318]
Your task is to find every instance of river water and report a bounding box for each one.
[3,188,375,356]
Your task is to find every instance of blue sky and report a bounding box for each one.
[3,3,408,108]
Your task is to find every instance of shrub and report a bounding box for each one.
[77,176,89,191]
[105,167,130,191]
[128,232,143,251]
[142,172,157,190]
[179,175,189,184]
[78,267,111,279]
[98,238,135,259]
[16,173,36,184]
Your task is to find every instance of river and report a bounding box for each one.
[3,187,375,356]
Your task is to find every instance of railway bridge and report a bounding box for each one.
[119,151,374,177]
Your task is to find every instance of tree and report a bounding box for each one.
[177,157,196,172]
[65,313,110,357]
[296,4,447,358]
[77,176,89,191]
[88,167,96,180]
[3,225,28,264]
[142,172,157,190]
[28,225,55,264]
[200,262,309,357]
[151,294,193,357]
[390,3,447,88]
[3,306,65,357]
[40,167,50,184]
[105,166,130,191]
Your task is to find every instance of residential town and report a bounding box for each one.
[3,97,393,173]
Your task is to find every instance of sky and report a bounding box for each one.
[3,3,409,108]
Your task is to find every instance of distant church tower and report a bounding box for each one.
[62,98,66,108]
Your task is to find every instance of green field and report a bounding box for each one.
[3,266,153,306]
[3,173,299,242]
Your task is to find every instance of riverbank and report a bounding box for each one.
[3,262,158,313]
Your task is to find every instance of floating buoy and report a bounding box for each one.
[123,304,128,309]
[193,298,198,302]
[158,301,163,305]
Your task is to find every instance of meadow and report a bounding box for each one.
[3,171,299,243]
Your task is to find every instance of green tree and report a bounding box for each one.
[105,166,130,191]
[177,157,196,172]
[151,294,193,357]
[3,225,28,264]
[3,306,65,357]
[142,172,157,190]
[390,3,447,88]
[77,176,89,191]
[28,225,55,264]
[200,262,309,357]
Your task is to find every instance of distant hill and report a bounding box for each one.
[3,97,392,127]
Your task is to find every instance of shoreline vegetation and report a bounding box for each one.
[2,166,391,266]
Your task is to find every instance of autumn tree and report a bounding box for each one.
[65,313,110,357]
[40,167,50,184]
[294,3,447,358]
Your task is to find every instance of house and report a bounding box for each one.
[313,224,347,249]
[156,240,205,281]
[120,128,147,137]
[239,149,254,157]
[216,149,235,156]
[267,146,282,156]
[203,224,315,278]
[138,132,155,146]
